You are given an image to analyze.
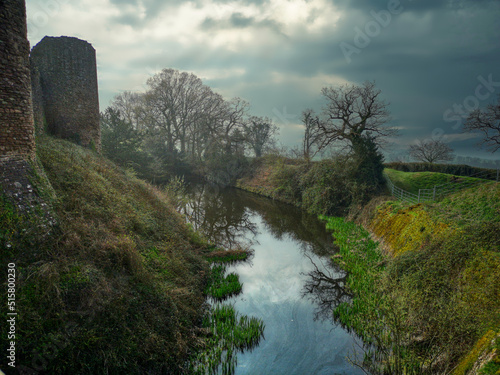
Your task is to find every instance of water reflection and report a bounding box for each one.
[179,184,259,249]
[302,254,352,322]
[180,184,333,256]
[179,183,363,374]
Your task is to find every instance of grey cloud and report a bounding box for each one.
[229,13,256,28]
[109,0,139,5]
[108,0,183,23]
[200,12,283,34]
[85,0,500,159]
[333,0,495,13]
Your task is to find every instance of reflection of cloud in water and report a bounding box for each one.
[226,215,363,375]
[231,217,321,304]
[181,184,363,374]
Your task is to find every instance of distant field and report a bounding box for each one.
[384,168,487,194]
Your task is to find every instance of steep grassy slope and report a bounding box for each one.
[365,182,500,373]
[371,182,499,255]
[384,168,487,194]
[1,135,211,374]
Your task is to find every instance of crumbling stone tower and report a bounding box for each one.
[31,36,101,150]
[0,0,52,221]
[0,0,36,160]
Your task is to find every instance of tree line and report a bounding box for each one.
[101,68,278,183]
[102,67,499,185]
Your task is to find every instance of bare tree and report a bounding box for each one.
[409,139,455,163]
[318,81,395,149]
[301,109,326,161]
[243,116,279,157]
[219,97,250,154]
[145,68,210,155]
[463,97,500,153]
[110,91,144,131]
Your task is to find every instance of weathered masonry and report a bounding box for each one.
[31,36,101,150]
[0,0,51,220]
[0,0,36,160]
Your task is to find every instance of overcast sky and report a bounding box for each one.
[25,0,500,161]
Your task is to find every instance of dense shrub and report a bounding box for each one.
[300,158,367,216]
[101,108,154,179]
[203,150,249,187]
[268,156,304,203]
[261,155,382,216]
[352,135,386,190]
[238,150,386,217]
[299,137,385,216]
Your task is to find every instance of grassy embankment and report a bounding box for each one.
[236,156,500,374]
[0,135,261,374]
[384,168,486,194]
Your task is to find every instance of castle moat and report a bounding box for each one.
[180,183,364,375]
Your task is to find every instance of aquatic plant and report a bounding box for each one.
[190,303,265,374]
[322,216,431,374]
[189,246,265,374]
[322,186,500,374]
[205,264,243,301]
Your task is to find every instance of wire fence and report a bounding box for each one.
[384,168,499,205]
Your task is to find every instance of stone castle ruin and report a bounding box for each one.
[0,0,36,160]
[1,0,100,215]
[31,36,101,150]
[1,0,101,162]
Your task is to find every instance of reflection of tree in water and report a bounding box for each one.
[180,183,352,323]
[179,184,259,249]
[234,189,334,257]
[302,254,352,322]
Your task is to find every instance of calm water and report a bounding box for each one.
[181,184,364,375]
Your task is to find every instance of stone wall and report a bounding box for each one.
[30,36,101,151]
[30,64,45,133]
[0,0,36,160]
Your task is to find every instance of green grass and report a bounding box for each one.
[190,304,265,375]
[205,264,243,301]
[430,182,500,227]
[384,168,485,194]
[478,335,500,375]
[191,253,264,374]
[322,204,500,374]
